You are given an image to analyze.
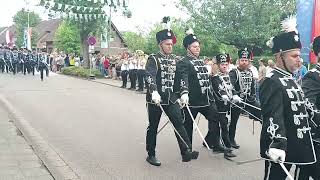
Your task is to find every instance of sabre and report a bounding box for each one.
[229,101,262,122]
[157,100,184,134]
[194,114,201,132]
[186,105,210,150]
[240,101,261,111]
[229,100,262,135]
[159,105,190,149]
[280,163,294,180]
[157,120,169,134]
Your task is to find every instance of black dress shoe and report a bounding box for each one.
[120,85,126,88]
[212,145,226,153]
[230,140,240,149]
[146,156,161,166]
[181,150,192,162]
[191,151,199,159]
[224,148,236,158]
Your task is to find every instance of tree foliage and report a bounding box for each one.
[122,31,146,52]
[54,21,81,54]
[142,20,233,57]
[13,9,41,48]
[179,0,296,55]
[39,0,131,68]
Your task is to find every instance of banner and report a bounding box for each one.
[297,0,315,64]
[23,27,32,50]
[310,0,320,63]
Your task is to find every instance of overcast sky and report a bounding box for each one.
[0,0,188,32]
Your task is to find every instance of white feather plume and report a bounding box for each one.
[281,15,298,33]
[266,37,274,48]
[186,28,194,35]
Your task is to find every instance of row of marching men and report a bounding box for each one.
[120,50,147,92]
[144,16,320,180]
[0,45,50,81]
[144,16,261,167]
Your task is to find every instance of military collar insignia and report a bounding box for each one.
[158,52,171,59]
[274,67,292,77]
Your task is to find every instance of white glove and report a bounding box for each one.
[232,95,242,103]
[180,93,189,107]
[221,95,229,105]
[151,91,161,105]
[268,148,286,163]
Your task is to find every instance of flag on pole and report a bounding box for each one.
[27,27,32,50]
[310,0,320,63]
[297,0,315,64]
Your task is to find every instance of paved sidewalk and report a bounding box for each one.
[0,105,54,180]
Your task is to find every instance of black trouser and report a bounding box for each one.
[4,61,11,73]
[137,69,146,90]
[17,62,24,73]
[264,160,317,180]
[121,70,128,87]
[29,64,35,75]
[129,69,137,89]
[39,66,49,80]
[183,103,220,149]
[294,142,320,180]
[264,161,293,180]
[57,64,62,72]
[229,100,261,142]
[12,63,18,75]
[146,103,192,156]
[0,60,4,73]
[205,112,231,148]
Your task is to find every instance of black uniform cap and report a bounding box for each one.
[266,16,301,54]
[312,36,320,56]
[216,53,230,64]
[238,48,252,59]
[156,17,176,45]
[183,28,199,48]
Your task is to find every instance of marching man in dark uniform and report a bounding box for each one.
[0,44,5,73]
[260,16,319,180]
[4,46,12,73]
[37,50,49,81]
[174,29,222,154]
[29,49,37,75]
[11,46,19,75]
[300,35,320,179]
[144,17,195,166]
[207,53,237,158]
[229,48,261,149]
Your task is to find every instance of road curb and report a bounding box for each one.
[0,94,80,180]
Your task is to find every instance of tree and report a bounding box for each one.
[144,20,226,57]
[178,0,296,55]
[13,9,41,48]
[54,21,81,54]
[39,0,131,68]
[122,31,146,52]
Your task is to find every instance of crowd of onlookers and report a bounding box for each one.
[49,50,308,95]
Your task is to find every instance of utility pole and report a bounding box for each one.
[25,0,31,50]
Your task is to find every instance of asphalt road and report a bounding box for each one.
[0,73,264,180]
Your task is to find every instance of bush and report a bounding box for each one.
[61,66,103,79]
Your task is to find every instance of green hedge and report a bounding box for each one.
[61,66,103,78]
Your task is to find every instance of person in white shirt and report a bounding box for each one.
[120,56,129,88]
[136,50,146,92]
[128,56,137,90]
